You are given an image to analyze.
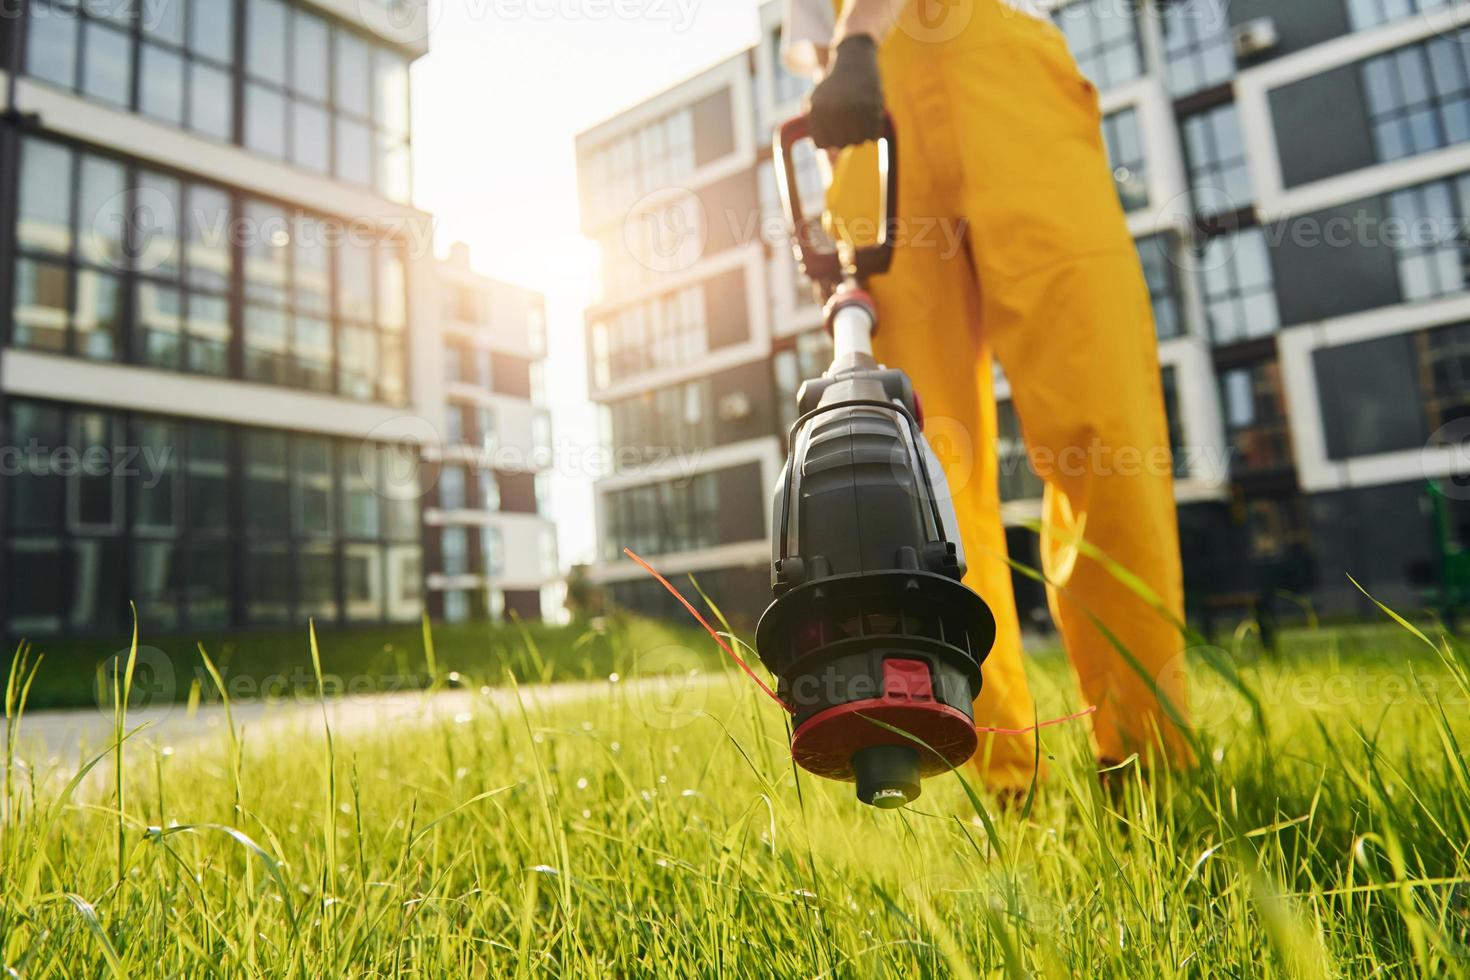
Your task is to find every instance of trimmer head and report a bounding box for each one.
[756,568,993,807]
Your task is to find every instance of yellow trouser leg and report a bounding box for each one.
[823,0,1192,776]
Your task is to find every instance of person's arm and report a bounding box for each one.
[832,0,907,46]
[805,0,910,148]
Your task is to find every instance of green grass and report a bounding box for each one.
[5,615,711,711]
[3,615,1470,977]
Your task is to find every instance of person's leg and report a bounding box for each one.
[825,119,1042,790]
[928,18,1194,764]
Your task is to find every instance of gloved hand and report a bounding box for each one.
[807,34,885,149]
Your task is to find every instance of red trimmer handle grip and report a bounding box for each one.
[775,112,899,290]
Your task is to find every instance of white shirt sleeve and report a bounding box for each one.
[782,0,835,80]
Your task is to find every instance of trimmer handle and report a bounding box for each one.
[775,112,899,290]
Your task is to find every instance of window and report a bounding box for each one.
[1416,321,1470,429]
[482,526,505,576]
[1182,103,1253,215]
[1137,235,1184,340]
[442,589,470,623]
[1160,366,1190,478]
[441,527,469,576]
[1348,0,1457,31]
[8,135,410,401]
[1386,173,1470,303]
[1244,496,1311,562]
[1160,0,1234,96]
[1221,361,1294,474]
[1200,228,1280,345]
[1101,108,1147,212]
[602,470,729,561]
[592,284,707,385]
[774,329,834,434]
[4,400,422,636]
[22,0,412,201]
[1361,31,1470,164]
[439,465,468,510]
[996,400,1044,504]
[481,468,502,511]
[608,379,715,458]
[1052,0,1144,91]
[583,107,695,223]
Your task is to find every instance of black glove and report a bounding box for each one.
[807,34,885,149]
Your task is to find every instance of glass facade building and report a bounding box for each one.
[0,0,438,639]
[577,0,1470,624]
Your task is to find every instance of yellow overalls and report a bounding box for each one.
[823,0,1192,786]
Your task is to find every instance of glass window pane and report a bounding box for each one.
[190,0,235,63]
[297,542,338,622]
[70,411,122,532]
[338,323,377,398]
[74,269,123,360]
[379,332,407,406]
[81,22,132,107]
[294,437,335,536]
[70,538,128,632]
[25,5,79,89]
[344,543,384,621]
[244,432,289,535]
[335,117,372,186]
[186,423,230,532]
[186,291,231,374]
[11,257,70,353]
[246,0,287,82]
[377,242,406,329]
[343,445,381,538]
[7,538,67,633]
[134,171,182,278]
[291,100,330,172]
[246,543,290,624]
[136,281,183,367]
[133,419,180,533]
[292,315,333,391]
[244,304,289,383]
[144,0,185,43]
[337,243,374,321]
[243,200,289,303]
[18,138,73,255]
[140,43,186,125]
[8,402,67,531]
[374,49,409,136]
[245,82,287,159]
[334,31,370,117]
[189,62,234,141]
[294,219,331,313]
[184,541,231,628]
[186,184,232,289]
[77,154,128,268]
[376,136,411,202]
[134,542,181,631]
[292,10,329,99]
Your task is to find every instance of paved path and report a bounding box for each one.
[1,677,645,771]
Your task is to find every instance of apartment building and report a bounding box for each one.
[0,0,442,638]
[426,244,560,624]
[578,0,1470,625]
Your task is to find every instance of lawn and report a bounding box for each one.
[2,613,1469,977]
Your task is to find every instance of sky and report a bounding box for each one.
[410,0,773,567]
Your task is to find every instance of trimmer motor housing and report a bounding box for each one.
[755,290,996,808]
